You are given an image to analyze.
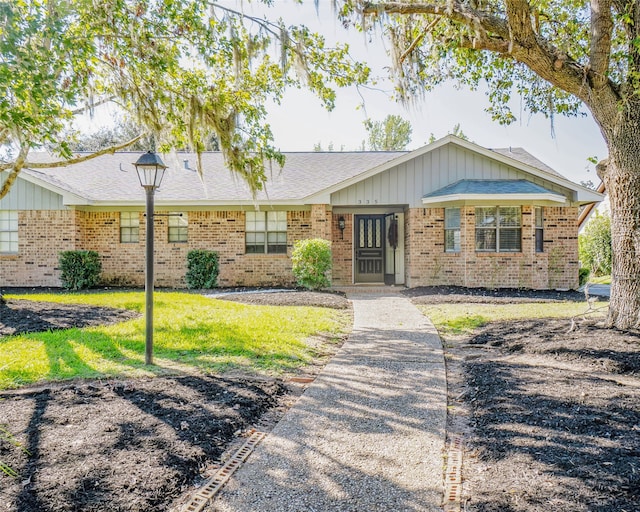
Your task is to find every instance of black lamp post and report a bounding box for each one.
[133,151,167,365]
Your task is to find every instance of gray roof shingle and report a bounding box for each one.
[423,179,564,198]
[25,151,407,204]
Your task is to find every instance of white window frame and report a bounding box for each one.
[245,211,287,254]
[444,207,461,253]
[120,212,140,243]
[0,210,18,253]
[475,206,522,253]
[168,212,188,243]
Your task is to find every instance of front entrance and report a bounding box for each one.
[355,215,385,283]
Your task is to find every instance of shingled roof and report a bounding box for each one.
[24,151,407,205]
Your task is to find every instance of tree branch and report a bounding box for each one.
[69,95,116,116]
[363,1,510,38]
[23,134,145,169]
[590,0,614,88]
[0,145,30,200]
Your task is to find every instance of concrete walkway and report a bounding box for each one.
[213,293,447,512]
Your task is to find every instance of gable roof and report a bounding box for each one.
[19,135,603,207]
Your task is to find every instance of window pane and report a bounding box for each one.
[445,208,461,229]
[246,243,265,254]
[267,211,286,231]
[499,207,521,227]
[0,210,18,252]
[121,211,139,228]
[445,230,460,252]
[476,229,496,251]
[475,207,496,228]
[169,212,188,227]
[535,229,544,253]
[535,207,543,228]
[499,228,522,251]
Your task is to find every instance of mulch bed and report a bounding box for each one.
[0,299,140,336]
[210,289,350,309]
[444,317,640,512]
[0,376,286,512]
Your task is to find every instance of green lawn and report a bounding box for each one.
[0,291,350,390]
[589,275,611,285]
[418,300,609,337]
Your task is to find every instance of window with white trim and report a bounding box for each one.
[120,212,139,243]
[0,210,18,253]
[444,207,461,252]
[246,211,287,254]
[535,207,544,253]
[168,212,188,243]
[475,207,521,252]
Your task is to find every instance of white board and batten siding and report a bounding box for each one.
[330,144,573,207]
[0,175,65,210]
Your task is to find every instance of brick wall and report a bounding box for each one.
[1,208,328,288]
[93,209,320,288]
[2,204,578,290]
[0,210,79,287]
[405,205,579,290]
[331,213,353,285]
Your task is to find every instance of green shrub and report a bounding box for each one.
[186,250,219,289]
[291,238,332,290]
[59,250,102,290]
[579,267,590,286]
[579,211,612,276]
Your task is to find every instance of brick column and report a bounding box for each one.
[310,204,331,240]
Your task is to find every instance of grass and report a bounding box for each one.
[0,291,350,390]
[418,300,609,337]
[589,275,611,285]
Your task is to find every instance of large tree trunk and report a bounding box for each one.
[598,118,640,329]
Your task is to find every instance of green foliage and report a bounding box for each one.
[1,0,370,199]
[185,250,219,289]
[579,268,591,286]
[58,251,102,291]
[579,212,612,276]
[0,291,350,389]
[364,114,412,150]
[291,238,332,290]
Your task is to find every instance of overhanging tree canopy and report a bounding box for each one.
[338,0,640,329]
[0,0,369,197]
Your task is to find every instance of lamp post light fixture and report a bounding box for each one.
[134,151,168,365]
[338,216,346,239]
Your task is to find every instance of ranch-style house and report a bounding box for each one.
[0,135,603,290]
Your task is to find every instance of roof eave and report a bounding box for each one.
[422,192,568,206]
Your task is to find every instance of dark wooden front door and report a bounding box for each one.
[355,215,384,283]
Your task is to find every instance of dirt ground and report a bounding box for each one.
[2,287,639,512]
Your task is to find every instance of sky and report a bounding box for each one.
[83,0,609,185]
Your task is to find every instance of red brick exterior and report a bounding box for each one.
[404,205,579,290]
[1,204,579,290]
[331,213,354,285]
[1,208,329,288]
